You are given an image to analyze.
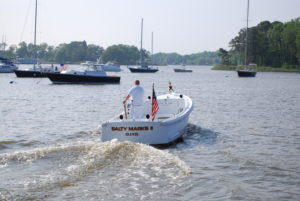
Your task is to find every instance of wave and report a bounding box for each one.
[0,140,18,150]
[0,140,43,151]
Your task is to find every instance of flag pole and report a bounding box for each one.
[124,102,127,119]
[152,83,154,121]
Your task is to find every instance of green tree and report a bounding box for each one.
[86,44,104,62]
[296,29,300,63]
[101,44,140,65]
[281,19,299,66]
[218,48,230,65]
[16,42,28,58]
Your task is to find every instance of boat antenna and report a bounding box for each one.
[244,0,249,68]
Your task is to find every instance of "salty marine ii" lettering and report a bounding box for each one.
[111,126,153,131]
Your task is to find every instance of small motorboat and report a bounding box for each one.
[237,69,257,77]
[101,62,121,72]
[46,65,120,84]
[174,68,192,73]
[128,66,158,73]
[101,85,193,145]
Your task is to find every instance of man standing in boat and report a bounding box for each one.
[123,80,145,119]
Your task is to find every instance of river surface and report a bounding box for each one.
[0,65,299,201]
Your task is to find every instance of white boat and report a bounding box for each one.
[0,57,18,73]
[92,62,121,72]
[101,87,193,145]
[101,62,121,72]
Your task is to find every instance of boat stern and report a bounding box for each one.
[101,120,169,145]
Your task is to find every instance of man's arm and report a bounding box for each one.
[123,95,130,104]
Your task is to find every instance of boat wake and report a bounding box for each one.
[171,123,220,149]
[0,139,191,200]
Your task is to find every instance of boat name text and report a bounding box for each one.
[111,126,153,131]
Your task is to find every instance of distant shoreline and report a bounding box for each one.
[212,65,300,72]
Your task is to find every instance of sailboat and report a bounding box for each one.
[14,0,59,78]
[237,0,257,77]
[128,19,158,73]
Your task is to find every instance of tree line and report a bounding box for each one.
[218,17,300,68]
[0,40,219,65]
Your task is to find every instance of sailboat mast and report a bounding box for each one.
[151,32,153,64]
[140,18,143,67]
[33,0,37,68]
[244,0,249,67]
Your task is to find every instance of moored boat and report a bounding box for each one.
[101,85,193,144]
[236,0,257,78]
[101,62,121,72]
[46,65,120,84]
[0,57,18,73]
[128,18,159,73]
[14,0,60,78]
[237,69,256,77]
[128,66,158,73]
[174,68,192,73]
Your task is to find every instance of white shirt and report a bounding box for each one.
[128,85,144,106]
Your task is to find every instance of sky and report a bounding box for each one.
[1,0,299,55]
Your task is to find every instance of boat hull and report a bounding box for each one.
[237,70,257,77]
[46,73,120,84]
[101,113,190,145]
[14,70,49,77]
[128,67,158,73]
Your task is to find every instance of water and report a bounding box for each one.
[0,65,299,200]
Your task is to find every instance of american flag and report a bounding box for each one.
[152,84,159,121]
